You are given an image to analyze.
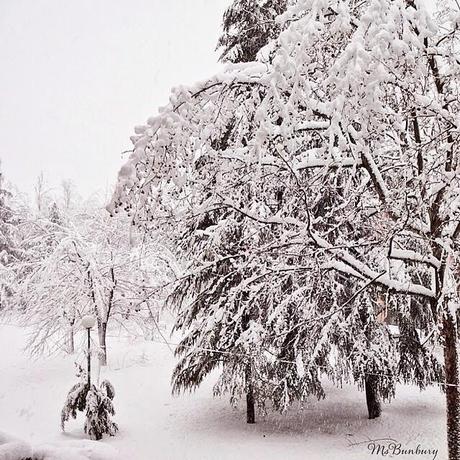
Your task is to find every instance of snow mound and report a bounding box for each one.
[0,432,32,460]
[0,432,120,460]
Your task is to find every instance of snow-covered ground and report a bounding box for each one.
[0,324,446,459]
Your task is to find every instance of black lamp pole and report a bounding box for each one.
[87,327,91,387]
[82,315,96,388]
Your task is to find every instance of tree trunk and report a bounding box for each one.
[365,375,381,419]
[241,307,255,424]
[245,364,255,424]
[98,322,107,366]
[358,300,382,420]
[246,384,255,424]
[68,326,75,354]
[443,312,460,460]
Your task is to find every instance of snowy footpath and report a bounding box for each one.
[0,324,446,459]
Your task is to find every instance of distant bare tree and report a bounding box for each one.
[34,172,50,214]
[61,179,75,211]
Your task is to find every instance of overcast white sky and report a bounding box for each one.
[0,0,229,202]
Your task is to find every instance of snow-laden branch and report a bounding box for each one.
[389,248,441,270]
[217,196,435,299]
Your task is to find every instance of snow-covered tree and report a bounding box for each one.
[170,211,284,423]
[111,0,460,456]
[61,179,78,211]
[169,203,409,421]
[16,207,175,361]
[34,172,51,215]
[48,202,62,225]
[61,365,118,441]
[77,211,176,365]
[0,169,23,310]
[217,0,287,63]
[84,380,118,440]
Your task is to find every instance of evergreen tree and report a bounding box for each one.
[0,170,22,309]
[48,202,63,225]
[61,366,118,441]
[171,213,277,423]
[84,381,118,440]
[0,172,18,264]
[217,0,287,63]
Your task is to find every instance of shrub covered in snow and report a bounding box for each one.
[61,374,118,441]
[84,381,118,440]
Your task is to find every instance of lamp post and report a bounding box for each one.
[81,315,96,387]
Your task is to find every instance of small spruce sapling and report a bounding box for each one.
[61,365,118,440]
[84,380,118,440]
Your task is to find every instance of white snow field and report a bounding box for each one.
[0,324,446,459]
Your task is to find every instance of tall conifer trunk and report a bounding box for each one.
[245,365,255,424]
[359,302,381,419]
[443,312,460,460]
[365,375,381,419]
[242,308,255,424]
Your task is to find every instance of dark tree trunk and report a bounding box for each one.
[358,301,382,420]
[365,375,381,419]
[443,312,460,460]
[242,307,255,424]
[246,366,255,424]
[98,322,107,366]
[246,390,255,424]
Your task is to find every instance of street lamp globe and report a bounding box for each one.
[81,315,96,330]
